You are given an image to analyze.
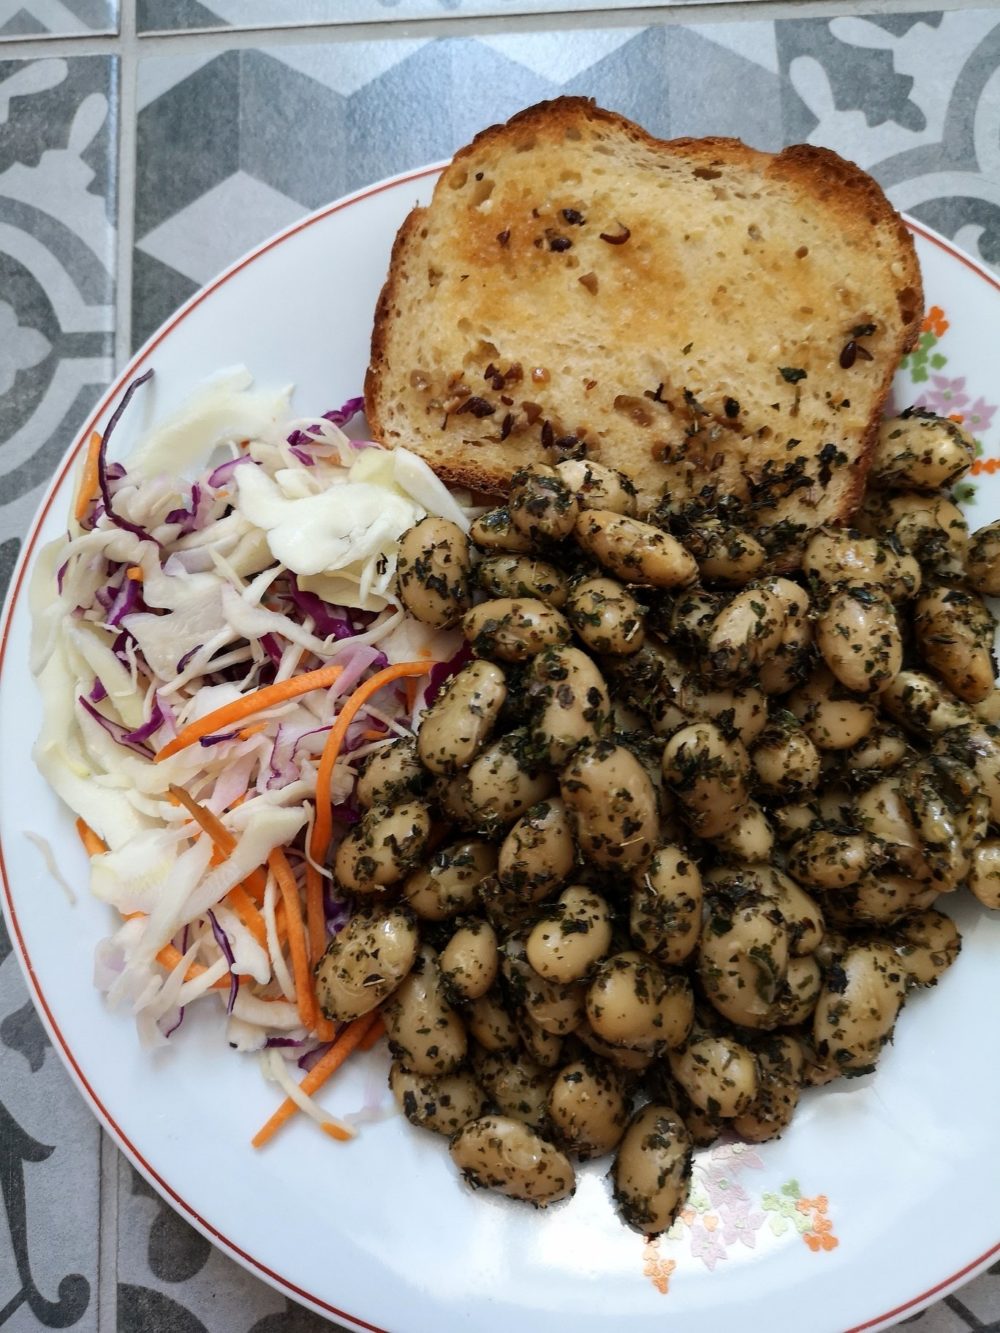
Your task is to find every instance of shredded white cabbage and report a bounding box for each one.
[32,368,475,1068]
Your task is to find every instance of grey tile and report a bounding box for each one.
[136,0,704,34]
[0,55,117,596]
[114,1154,347,1332]
[0,0,117,39]
[0,945,99,1331]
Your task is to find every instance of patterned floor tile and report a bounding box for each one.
[0,920,99,1332]
[136,0,701,34]
[115,1155,344,1333]
[0,0,116,39]
[131,13,1000,353]
[0,54,116,590]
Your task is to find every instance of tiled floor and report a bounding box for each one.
[3,4,1000,1332]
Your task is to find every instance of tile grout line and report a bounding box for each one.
[97,1131,120,1333]
[115,11,137,370]
[0,0,986,60]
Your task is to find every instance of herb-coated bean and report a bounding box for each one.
[555,459,637,515]
[697,887,790,1027]
[356,736,427,809]
[585,952,690,1050]
[629,845,703,965]
[714,801,775,865]
[334,799,432,894]
[473,1051,553,1132]
[509,465,580,541]
[548,1061,629,1160]
[612,1105,693,1235]
[396,516,472,628]
[447,729,556,835]
[757,577,813,696]
[476,554,569,607]
[889,908,960,985]
[668,1035,759,1117]
[575,510,698,588]
[803,528,921,599]
[390,1064,487,1137]
[402,839,497,921]
[870,411,975,491]
[770,955,823,1027]
[417,659,507,775]
[816,583,902,695]
[463,597,570,662]
[567,576,646,656]
[751,717,821,797]
[856,490,968,578]
[561,739,659,869]
[970,840,1000,909]
[382,945,467,1075]
[316,907,419,1022]
[450,1115,575,1206]
[812,942,907,1072]
[785,829,878,890]
[526,886,612,983]
[704,583,788,683]
[466,988,520,1052]
[439,918,499,1001]
[730,1035,804,1143]
[527,645,611,768]
[661,722,749,837]
[497,798,575,901]
[469,506,535,553]
[914,586,996,704]
[787,665,877,750]
[516,1011,565,1068]
[967,520,1000,597]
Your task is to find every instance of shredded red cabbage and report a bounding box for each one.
[164,482,208,534]
[105,461,127,482]
[56,560,68,594]
[163,926,189,1038]
[106,576,143,628]
[176,645,201,673]
[288,446,315,467]
[331,800,361,825]
[199,729,239,748]
[96,368,159,545]
[264,1036,306,1049]
[286,396,366,450]
[424,644,473,708]
[298,1041,333,1073]
[79,696,151,756]
[207,455,252,488]
[323,882,352,935]
[124,699,166,746]
[89,677,108,703]
[260,633,284,666]
[207,909,238,1016]
[285,577,355,640]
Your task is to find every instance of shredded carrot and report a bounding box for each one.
[303,863,335,1041]
[404,676,421,713]
[360,727,387,741]
[73,431,102,522]
[156,941,234,992]
[168,783,269,904]
[358,1015,385,1052]
[310,661,429,867]
[251,1010,379,1148]
[226,882,268,950]
[154,663,344,762]
[76,818,107,858]
[304,863,326,964]
[238,721,268,741]
[125,565,144,581]
[268,846,316,1032]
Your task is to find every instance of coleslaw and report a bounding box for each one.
[30,366,478,1089]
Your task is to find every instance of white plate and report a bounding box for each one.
[2,165,1000,1333]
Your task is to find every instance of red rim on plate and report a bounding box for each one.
[1,164,998,1332]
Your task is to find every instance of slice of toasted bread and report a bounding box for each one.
[366,97,922,557]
